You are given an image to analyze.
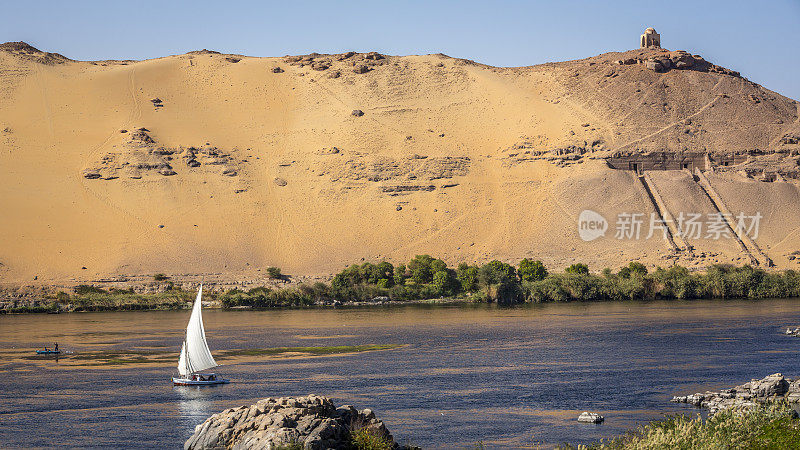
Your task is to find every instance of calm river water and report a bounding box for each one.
[1,299,800,448]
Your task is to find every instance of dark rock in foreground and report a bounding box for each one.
[672,373,800,414]
[185,394,406,450]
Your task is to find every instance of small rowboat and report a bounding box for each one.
[36,350,61,355]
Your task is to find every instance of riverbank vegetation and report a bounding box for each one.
[565,402,800,449]
[1,286,192,313]
[221,257,800,307]
[4,257,800,313]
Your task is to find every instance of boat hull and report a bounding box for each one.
[36,350,61,355]
[172,376,229,386]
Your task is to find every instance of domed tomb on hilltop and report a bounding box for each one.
[640,27,661,48]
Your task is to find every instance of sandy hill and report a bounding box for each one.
[0,42,798,286]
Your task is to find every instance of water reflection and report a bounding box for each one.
[174,385,218,432]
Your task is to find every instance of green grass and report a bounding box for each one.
[349,426,395,450]
[564,402,800,449]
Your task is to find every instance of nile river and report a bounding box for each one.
[2,299,800,448]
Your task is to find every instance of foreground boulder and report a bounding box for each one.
[577,412,604,423]
[184,394,405,450]
[672,373,800,414]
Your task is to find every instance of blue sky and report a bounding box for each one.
[2,0,798,99]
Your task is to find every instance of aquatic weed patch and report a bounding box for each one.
[216,344,402,359]
[18,344,402,367]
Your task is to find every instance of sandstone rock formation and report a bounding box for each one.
[184,395,405,450]
[0,41,70,65]
[672,373,800,414]
[82,128,246,181]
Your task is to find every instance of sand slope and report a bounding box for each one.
[0,43,798,284]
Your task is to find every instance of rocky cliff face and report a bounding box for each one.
[185,395,406,450]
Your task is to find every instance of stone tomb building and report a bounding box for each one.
[606,151,705,174]
[641,27,661,48]
[605,152,749,174]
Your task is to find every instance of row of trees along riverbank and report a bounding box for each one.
[6,258,800,313]
[219,256,800,307]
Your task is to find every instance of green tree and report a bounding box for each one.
[619,261,648,278]
[456,263,479,292]
[360,262,381,284]
[479,260,520,304]
[331,264,363,288]
[431,258,448,274]
[432,270,450,296]
[408,254,435,284]
[479,260,516,285]
[376,261,395,287]
[518,259,548,282]
[393,264,406,286]
[565,263,589,275]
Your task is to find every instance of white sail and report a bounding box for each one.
[178,342,187,374]
[177,284,218,376]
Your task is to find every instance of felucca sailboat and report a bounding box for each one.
[172,284,229,385]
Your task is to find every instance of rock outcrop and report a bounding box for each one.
[82,128,246,181]
[184,395,405,450]
[0,41,70,65]
[672,373,800,414]
[577,412,604,423]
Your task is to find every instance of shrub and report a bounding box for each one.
[349,426,394,450]
[74,285,107,295]
[618,262,647,279]
[273,442,304,450]
[569,402,800,449]
[518,259,548,282]
[266,267,282,279]
[522,277,570,303]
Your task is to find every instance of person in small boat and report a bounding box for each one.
[54,343,59,352]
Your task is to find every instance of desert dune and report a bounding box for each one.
[0,42,798,286]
